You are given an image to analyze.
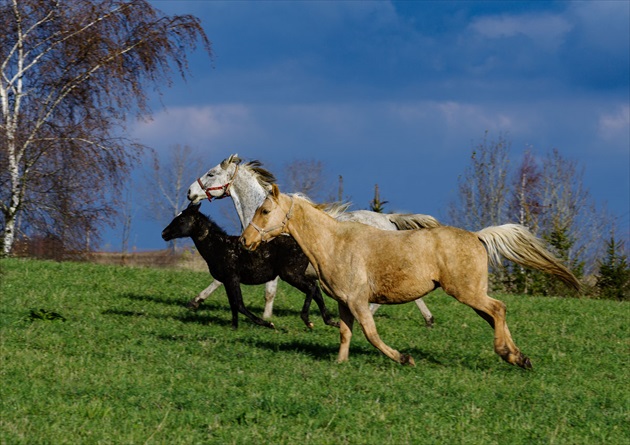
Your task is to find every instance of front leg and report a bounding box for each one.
[337,302,354,362]
[349,301,415,366]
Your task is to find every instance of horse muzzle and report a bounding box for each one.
[239,234,260,251]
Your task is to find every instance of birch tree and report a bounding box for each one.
[0,0,211,256]
[283,159,335,202]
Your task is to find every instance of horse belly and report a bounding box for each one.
[237,257,276,285]
[370,275,437,304]
[368,255,438,304]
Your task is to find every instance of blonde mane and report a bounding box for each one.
[286,192,351,216]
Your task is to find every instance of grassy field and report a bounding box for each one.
[0,258,628,444]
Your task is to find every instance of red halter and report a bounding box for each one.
[196,165,239,202]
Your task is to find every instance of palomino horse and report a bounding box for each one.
[240,184,581,368]
[187,154,441,327]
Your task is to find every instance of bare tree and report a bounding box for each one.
[283,159,335,202]
[449,134,618,295]
[0,0,211,256]
[140,144,204,251]
[448,132,511,230]
[509,150,544,232]
[538,148,609,276]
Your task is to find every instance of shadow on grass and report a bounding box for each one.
[119,291,341,326]
[102,306,234,327]
[239,337,445,366]
[101,304,276,330]
[119,292,190,307]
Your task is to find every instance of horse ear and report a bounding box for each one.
[222,154,241,168]
[271,183,280,198]
[187,202,201,212]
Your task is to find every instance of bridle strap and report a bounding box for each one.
[196,164,239,202]
[250,196,294,241]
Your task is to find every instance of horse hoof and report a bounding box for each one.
[520,356,533,370]
[186,300,200,311]
[400,354,416,366]
[269,322,276,329]
[425,316,435,328]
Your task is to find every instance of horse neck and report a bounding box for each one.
[189,216,219,247]
[285,196,338,270]
[229,168,268,229]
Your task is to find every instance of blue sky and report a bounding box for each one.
[108,0,629,251]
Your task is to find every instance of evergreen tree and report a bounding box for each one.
[370,184,388,213]
[527,224,584,297]
[596,236,630,301]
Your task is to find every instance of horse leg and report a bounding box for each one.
[457,293,531,369]
[294,278,338,329]
[370,300,434,328]
[414,298,435,328]
[348,301,415,366]
[281,271,338,329]
[262,277,278,320]
[307,284,339,328]
[337,302,355,363]
[224,284,240,330]
[187,280,223,310]
[225,281,275,329]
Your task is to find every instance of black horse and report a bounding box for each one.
[161,203,338,329]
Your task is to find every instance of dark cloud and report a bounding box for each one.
[129,1,629,250]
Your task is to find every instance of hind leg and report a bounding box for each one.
[302,284,338,329]
[282,271,338,329]
[187,280,222,310]
[348,300,415,366]
[370,299,434,328]
[225,282,274,329]
[414,298,434,328]
[456,292,531,369]
[262,278,278,320]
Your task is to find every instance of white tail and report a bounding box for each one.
[476,224,580,291]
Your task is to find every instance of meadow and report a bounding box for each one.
[0,258,628,444]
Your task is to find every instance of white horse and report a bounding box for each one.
[187,154,441,327]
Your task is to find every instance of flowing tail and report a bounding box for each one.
[475,224,581,292]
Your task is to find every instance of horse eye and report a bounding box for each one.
[262,209,270,215]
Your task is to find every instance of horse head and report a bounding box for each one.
[240,184,291,250]
[187,154,241,204]
[161,202,201,241]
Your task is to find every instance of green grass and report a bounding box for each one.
[0,258,628,444]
